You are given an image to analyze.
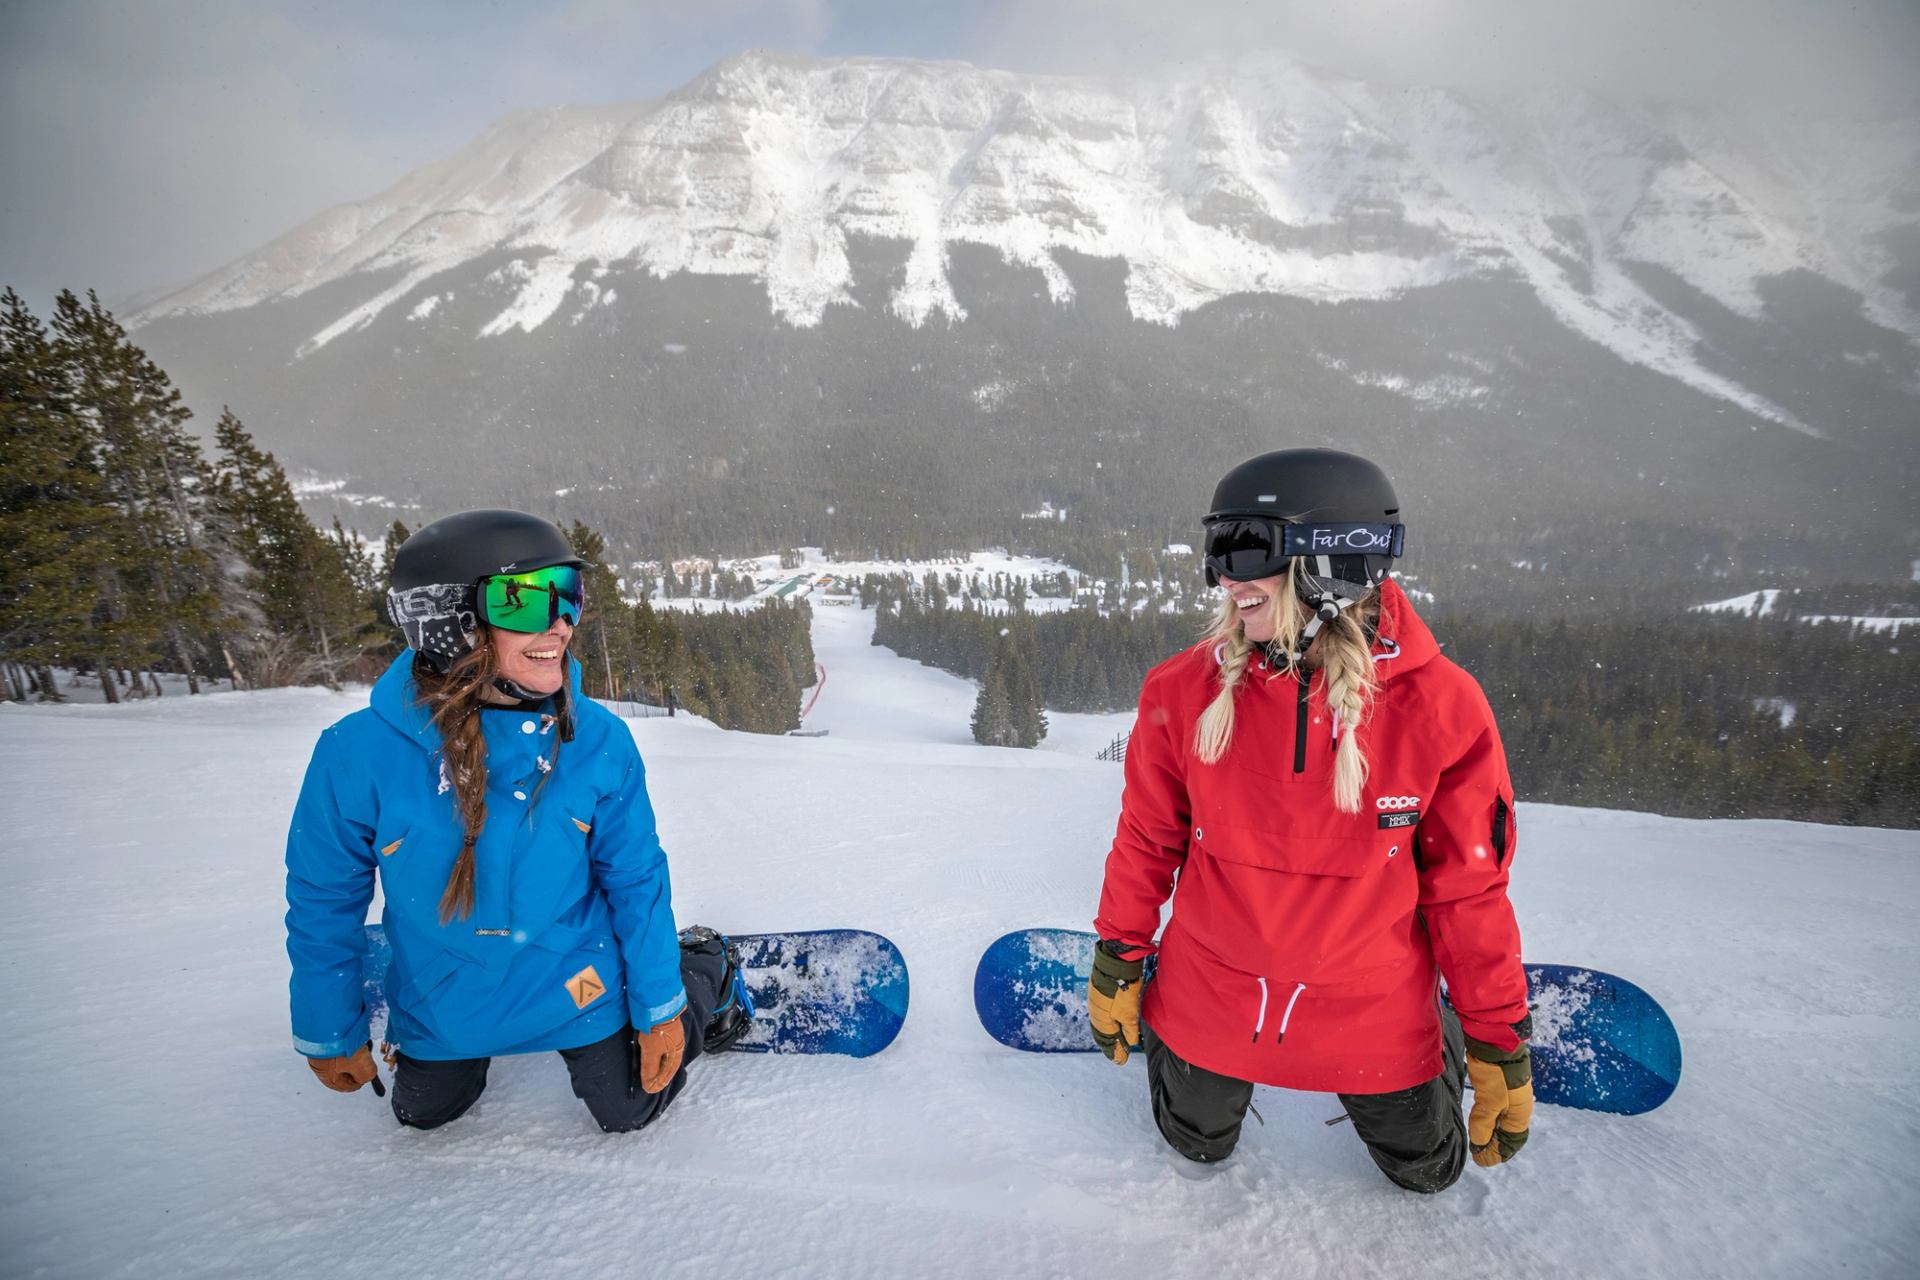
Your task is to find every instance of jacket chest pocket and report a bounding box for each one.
[372,821,464,916]
[1189,757,1403,878]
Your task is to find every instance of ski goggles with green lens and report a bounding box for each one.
[479,564,584,632]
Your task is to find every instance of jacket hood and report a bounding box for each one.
[370,649,585,752]
[1369,577,1440,682]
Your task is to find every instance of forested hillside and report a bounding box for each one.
[0,289,812,734]
[862,565,1918,827]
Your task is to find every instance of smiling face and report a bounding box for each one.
[1223,572,1293,645]
[489,618,573,697]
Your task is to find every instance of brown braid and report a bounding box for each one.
[411,643,499,923]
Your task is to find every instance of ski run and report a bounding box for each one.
[3,601,1917,1278]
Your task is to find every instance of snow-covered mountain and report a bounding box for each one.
[123,52,1920,576]
[137,51,1919,430]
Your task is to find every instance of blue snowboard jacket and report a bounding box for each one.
[285,652,687,1061]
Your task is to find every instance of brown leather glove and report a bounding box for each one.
[636,1016,686,1094]
[308,1041,378,1093]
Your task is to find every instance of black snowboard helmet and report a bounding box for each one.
[1202,448,1403,588]
[1203,448,1405,654]
[386,509,588,673]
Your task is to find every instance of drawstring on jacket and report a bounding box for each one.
[1253,979,1308,1044]
[1275,982,1306,1044]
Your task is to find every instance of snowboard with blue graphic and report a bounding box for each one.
[363,924,909,1057]
[972,928,1681,1115]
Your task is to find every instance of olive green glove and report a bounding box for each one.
[1087,942,1144,1065]
[1465,1035,1533,1166]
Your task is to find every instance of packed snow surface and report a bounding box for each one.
[3,603,1918,1278]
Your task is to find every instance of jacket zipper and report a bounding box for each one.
[1492,796,1510,866]
[1293,672,1310,774]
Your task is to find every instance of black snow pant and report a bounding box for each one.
[390,933,731,1133]
[1141,1003,1468,1193]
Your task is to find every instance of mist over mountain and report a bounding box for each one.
[128,51,1920,588]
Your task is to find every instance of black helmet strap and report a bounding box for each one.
[489,675,576,740]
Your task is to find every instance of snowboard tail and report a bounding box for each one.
[362,924,908,1058]
[972,928,1681,1115]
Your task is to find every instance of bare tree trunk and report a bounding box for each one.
[599,625,615,702]
[169,629,200,694]
[5,665,26,702]
[316,621,339,691]
[36,666,62,701]
[98,658,120,704]
[220,642,245,691]
[148,670,164,696]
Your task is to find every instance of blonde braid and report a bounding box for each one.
[1194,559,1381,807]
[1194,621,1256,764]
[1316,599,1381,812]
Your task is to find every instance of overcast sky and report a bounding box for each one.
[2,0,1914,314]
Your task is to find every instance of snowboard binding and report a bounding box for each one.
[679,925,757,1053]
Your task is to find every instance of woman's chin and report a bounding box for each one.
[507,665,566,695]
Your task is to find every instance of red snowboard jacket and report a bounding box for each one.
[1094,578,1527,1094]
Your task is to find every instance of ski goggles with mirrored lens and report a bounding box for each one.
[1203,518,1292,583]
[1203,518,1405,585]
[479,564,584,633]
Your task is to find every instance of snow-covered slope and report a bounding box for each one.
[133,52,1919,430]
[3,604,1917,1277]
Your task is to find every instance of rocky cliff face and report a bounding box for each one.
[136,52,1920,428]
[129,52,1920,574]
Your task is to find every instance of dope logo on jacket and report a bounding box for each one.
[1376,794,1422,828]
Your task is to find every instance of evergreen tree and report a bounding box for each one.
[320,517,386,682]
[0,290,117,690]
[567,520,626,699]
[1000,635,1048,747]
[971,660,1016,746]
[51,290,226,694]
[971,632,1046,748]
[208,408,369,687]
[380,519,412,591]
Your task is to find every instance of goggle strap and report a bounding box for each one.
[1278,522,1404,558]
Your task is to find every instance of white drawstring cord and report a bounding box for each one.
[1277,982,1307,1041]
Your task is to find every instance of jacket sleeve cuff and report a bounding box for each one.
[1457,1013,1522,1052]
[1098,937,1156,963]
[293,1017,368,1059]
[640,989,688,1030]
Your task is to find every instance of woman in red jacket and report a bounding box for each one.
[1089,449,1534,1192]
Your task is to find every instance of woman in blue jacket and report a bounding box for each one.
[286,509,752,1131]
